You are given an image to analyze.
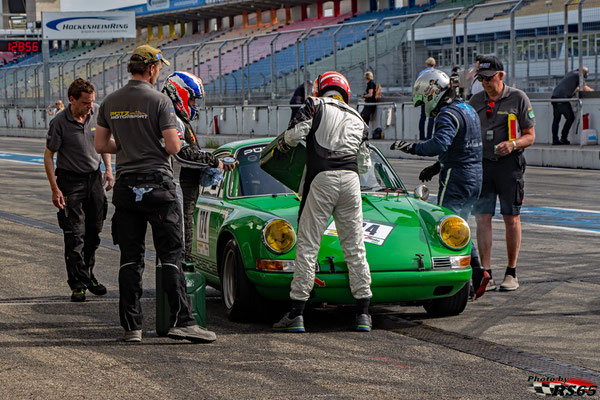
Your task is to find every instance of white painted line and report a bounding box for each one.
[526,223,600,235]
[534,206,600,215]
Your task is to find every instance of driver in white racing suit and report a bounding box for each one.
[273,71,373,333]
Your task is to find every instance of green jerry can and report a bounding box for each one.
[259,132,306,193]
[155,263,206,336]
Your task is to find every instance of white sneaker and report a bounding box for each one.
[168,325,217,343]
[485,278,497,292]
[123,330,142,343]
[500,275,519,291]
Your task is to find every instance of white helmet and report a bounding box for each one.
[413,69,451,117]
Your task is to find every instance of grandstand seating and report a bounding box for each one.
[217,5,435,93]
[203,14,351,93]
[512,0,600,18]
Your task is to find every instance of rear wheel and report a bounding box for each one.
[220,239,261,321]
[423,283,469,316]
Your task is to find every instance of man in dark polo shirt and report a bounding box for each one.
[94,45,216,344]
[469,56,536,292]
[44,78,113,302]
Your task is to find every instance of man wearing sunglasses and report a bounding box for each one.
[469,56,536,293]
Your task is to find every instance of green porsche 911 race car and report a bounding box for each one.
[190,138,472,321]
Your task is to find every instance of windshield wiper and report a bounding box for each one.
[361,186,405,193]
[378,187,405,193]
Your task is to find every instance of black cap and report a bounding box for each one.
[477,56,503,77]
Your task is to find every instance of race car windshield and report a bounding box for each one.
[233,146,294,197]
[231,145,404,197]
[360,149,405,192]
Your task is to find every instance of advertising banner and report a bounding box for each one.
[42,11,136,40]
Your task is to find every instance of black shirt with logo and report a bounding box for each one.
[97,80,177,179]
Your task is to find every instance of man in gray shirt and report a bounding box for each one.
[551,67,592,145]
[469,56,536,292]
[95,45,216,344]
[44,78,113,302]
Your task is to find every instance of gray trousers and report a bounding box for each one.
[290,170,372,302]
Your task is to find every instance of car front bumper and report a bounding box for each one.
[246,268,471,304]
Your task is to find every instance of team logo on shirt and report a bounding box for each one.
[109,111,148,119]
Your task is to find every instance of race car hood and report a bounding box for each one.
[233,194,443,272]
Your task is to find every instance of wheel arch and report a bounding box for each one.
[217,230,237,280]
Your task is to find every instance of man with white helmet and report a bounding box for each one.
[391,69,489,299]
[272,71,373,333]
[161,71,235,262]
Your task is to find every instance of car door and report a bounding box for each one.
[194,177,229,280]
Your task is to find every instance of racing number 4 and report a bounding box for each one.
[363,222,380,236]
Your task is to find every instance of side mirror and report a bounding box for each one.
[414,184,429,201]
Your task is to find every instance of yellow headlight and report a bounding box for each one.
[262,219,296,254]
[437,215,470,250]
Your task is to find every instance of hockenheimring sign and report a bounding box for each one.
[42,11,136,40]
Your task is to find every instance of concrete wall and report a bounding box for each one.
[3,99,598,143]
[3,98,600,169]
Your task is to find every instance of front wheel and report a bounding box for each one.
[423,283,469,317]
[220,238,261,321]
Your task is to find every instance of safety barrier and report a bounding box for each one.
[2,98,596,148]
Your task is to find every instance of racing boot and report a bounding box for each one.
[273,313,306,333]
[355,314,372,332]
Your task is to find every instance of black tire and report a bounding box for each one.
[423,283,469,317]
[220,239,262,322]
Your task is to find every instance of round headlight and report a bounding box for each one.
[437,215,470,250]
[262,219,296,254]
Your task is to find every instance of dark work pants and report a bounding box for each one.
[361,105,376,126]
[437,166,482,267]
[111,173,195,331]
[419,104,434,140]
[179,167,201,261]
[551,101,575,141]
[56,169,107,291]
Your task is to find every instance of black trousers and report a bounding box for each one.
[361,105,376,125]
[419,104,434,140]
[551,101,575,141]
[56,169,107,291]
[179,167,202,261]
[112,172,195,331]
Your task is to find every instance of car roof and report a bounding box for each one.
[215,137,273,153]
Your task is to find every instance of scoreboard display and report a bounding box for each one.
[0,40,41,53]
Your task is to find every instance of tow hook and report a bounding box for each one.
[325,256,335,273]
[416,254,425,271]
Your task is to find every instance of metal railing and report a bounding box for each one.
[2,2,600,107]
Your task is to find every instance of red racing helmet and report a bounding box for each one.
[312,71,351,104]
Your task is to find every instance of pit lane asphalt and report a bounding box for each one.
[0,136,599,399]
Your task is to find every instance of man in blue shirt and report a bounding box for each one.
[391,69,489,299]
